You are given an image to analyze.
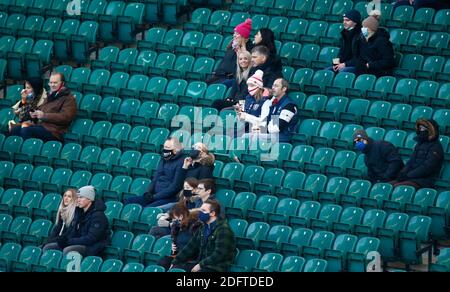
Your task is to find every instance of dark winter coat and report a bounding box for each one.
[249,60,283,89]
[363,139,404,183]
[66,200,110,256]
[173,218,236,272]
[182,152,215,180]
[349,30,395,77]
[338,25,362,64]
[214,42,254,80]
[229,77,249,103]
[400,119,444,188]
[144,151,186,205]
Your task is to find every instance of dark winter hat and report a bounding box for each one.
[362,16,379,32]
[353,129,369,141]
[343,9,361,24]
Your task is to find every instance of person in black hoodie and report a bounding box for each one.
[350,16,395,77]
[48,186,110,256]
[353,130,404,184]
[392,119,444,189]
[328,9,361,74]
[125,137,185,208]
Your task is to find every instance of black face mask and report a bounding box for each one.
[183,190,193,198]
[162,149,174,160]
[189,150,201,159]
[417,130,429,142]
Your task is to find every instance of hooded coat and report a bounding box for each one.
[66,200,110,256]
[400,119,444,188]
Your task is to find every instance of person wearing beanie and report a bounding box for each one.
[10,77,47,131]
[329,9,362,74]
[208,19,254,87]
[349,16,395,77]
[49,185,110,257]
[238,70,271,133]
[353,129,404,184]
[392,119,444,189]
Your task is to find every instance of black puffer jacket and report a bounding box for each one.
[400,119,444,188]
[67,200,110,256]
[363,139,404,184]
[350,29,395,77]
[214,42,254,80]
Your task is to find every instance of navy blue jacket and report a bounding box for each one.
[67,200,110,256]
[338,25,361,64]
[363,139,404,183]
[244,94,268,118]
[267,95,299,143]
[145,151,185,205]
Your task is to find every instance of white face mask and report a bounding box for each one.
[344,25,354,31]
[361,27,369,38]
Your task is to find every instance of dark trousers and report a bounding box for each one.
[124,195,176,208]
[389,180,421,189]
[10,125,58,142]
[170,261,216,272]
[212,99,236,111]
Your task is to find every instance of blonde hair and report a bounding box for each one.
[167,137,184,153]
[236,51,252,84]
[55,189,78,232]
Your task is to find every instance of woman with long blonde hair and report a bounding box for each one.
[43,189,78,250]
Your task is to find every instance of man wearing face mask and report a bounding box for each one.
[181,143,215,180]
[171,199,236,272]
[392,119,444,189]
[351,16,395,77]
[353,130,404,184]
[328,9,361,74]
[125,137,185,208]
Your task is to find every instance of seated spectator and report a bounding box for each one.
[249,46,283,90]
[157,202,201,270]
[237,70,271,133]
[181,142,215,180]
[9,77,47,132]
[253,28,283,73]
[171,199,236,272]
[208,18,253,87]
[353,130,404,184]
[44,186,110,256]
[327,9,361,74]
[391,119,444,189]
[125,137,185,208]
[353,16,395,77]
[150,178,199,238]
[9,72,77,142]
[189,179,222,214]
[246,78,297,143]
[43,189,78,249]
[212,50,252,111]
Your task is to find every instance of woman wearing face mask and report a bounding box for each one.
[207,18,253,87]
[43,189,78,251]
[351,16,395,77]
[253,28,282,73]
[237,70,271,134]
[9,77,47,133]
[213,51,252,111]
[157,202,201,271]
[392,119,444,189]
[181,143,215,180]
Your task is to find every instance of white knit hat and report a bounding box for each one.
[247,70,264,88]
[77,186,96,201]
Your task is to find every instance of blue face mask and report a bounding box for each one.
[198,211,210,223]
[355,141,366,151]
[361,27,369,38]
[26,93,34,101]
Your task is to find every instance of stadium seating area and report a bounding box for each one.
[0,0,449,272]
